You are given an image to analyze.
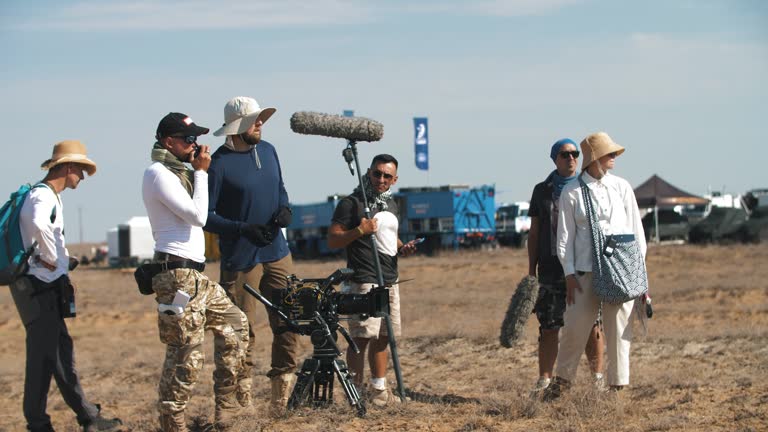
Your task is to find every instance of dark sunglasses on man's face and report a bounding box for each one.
[559,150,580,159]
[174,135,198,145]
[372,170,394,180]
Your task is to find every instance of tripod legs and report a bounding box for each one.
[287,357,367,417]
[333,358,367,416]
[287,359,318,410]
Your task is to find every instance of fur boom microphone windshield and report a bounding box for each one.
[500,275,540,348]
[290,111,384,142]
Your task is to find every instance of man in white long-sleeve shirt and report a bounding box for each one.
[10,140,122,432]
[142,113,248,432]
[548,132,646,400]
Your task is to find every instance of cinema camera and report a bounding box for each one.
[244,268,390,416]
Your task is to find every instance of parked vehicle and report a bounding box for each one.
[736,189,768,243]
[107,216,154,267]
[396,184,497,253]
[285,195,345,259]
[688,207,748,244]
[642,209,690,241]
[285,185,497,258]
[495,202,530,247]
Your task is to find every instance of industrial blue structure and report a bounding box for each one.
[286,195,344,259]
[285,185,497,258]
[396,184,496,251]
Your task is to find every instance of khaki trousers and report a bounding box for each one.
[555,272,634,386]
[220,254,300,379]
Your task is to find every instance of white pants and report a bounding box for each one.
[555,272,634,386]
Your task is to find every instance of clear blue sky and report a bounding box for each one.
[1,0,766,242]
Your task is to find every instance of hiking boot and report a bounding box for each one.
[542,376,569,402]
[369,386,401,407]
[529,377,552,399]
[270,373,294,416]
[82,415,123,432]
[236,377,253,408]
[158,413,187,432]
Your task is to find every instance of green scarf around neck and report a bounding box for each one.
[151,142,194,196]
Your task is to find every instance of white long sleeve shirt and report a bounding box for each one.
[142,163,208,263]
[19,184,69,283]
[557,171,646,276]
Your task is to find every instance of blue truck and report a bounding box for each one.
[286,195,344,259]
[285,185,497,258]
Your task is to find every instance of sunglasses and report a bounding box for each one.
[173,135,198,144]
[371,170,394,180]
[607,152,618,158]
[559,150,580,159]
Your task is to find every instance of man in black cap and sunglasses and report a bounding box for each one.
[526,138,604,398]
[328,154,419,407]
[143,112,249,431]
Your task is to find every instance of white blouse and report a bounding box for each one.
[557,171,646,276]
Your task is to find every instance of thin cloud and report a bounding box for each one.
[402,0,585,16]
[12,0,373,31]
[12,0,585,31]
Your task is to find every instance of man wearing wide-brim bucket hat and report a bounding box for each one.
[213,96,276,137]
[546,132,646,400]
[11,140,123,431]
[204,96,299,415]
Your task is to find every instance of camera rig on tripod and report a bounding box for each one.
[244,268,389,416]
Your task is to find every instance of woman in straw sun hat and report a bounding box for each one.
[545,132,647,399]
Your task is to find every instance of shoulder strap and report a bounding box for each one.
[579,175,604,270]
[32,183,57,223]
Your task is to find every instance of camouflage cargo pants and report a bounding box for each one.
[153,268,248,432]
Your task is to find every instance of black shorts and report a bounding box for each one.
[533,278,566,330]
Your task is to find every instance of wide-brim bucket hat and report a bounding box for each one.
[40,140,97,176]
[580,132,625,170]
[213,96,276,136]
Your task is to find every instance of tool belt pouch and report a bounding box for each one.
[134,264,156,296]
[59,277,77,319]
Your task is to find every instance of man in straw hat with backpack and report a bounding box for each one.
[8,140,122,431]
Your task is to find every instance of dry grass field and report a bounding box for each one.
[1,244,766,432]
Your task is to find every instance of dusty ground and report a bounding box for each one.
[1,244,766,432]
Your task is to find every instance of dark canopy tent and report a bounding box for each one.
[633,175,709,242]
[634,174,710,208]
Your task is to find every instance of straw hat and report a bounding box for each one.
[580,132,625,170]
[213,96,276,136]
[40,140,97,176]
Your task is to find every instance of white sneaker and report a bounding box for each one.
[593,373,607,392]
[529,377,551,399]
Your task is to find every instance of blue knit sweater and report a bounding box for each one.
[205,141,290,271]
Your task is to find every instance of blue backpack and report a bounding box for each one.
[0,184,52,285]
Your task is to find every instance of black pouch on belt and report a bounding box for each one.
[134,264,156,296]
[59,276,77,319]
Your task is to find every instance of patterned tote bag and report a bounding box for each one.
[579,176,648,304]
